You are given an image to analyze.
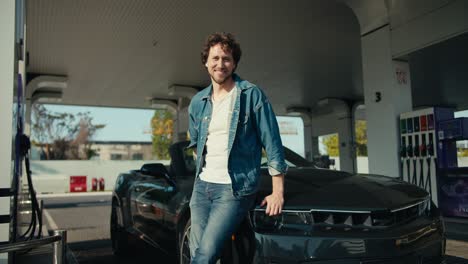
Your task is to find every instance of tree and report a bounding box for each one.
[355,120,368,156]
[151,110,174,159]
[458,148,468,157]
[31,104,105,160]
[321,121,368,158]
[322,134,339,157]
[72,114,106,159]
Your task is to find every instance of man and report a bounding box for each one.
[187,32,287,264]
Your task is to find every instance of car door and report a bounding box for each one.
[129,172,176,245]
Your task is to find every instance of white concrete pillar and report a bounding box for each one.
[310,99,355,173]
[168,86,197,143]
[362,25,413,177]
[0,0,16,261]
[176,108,189,142]
[24,101,32,136]
[303,125,313,161]
[337,115,355,173]
[175,97,190,143]
[287,112,314,161]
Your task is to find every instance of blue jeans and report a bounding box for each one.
[189,179,255,264]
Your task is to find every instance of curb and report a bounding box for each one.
[37,191,112,198]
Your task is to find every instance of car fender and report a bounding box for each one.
[112,193,125,227]
[113,172,138,228]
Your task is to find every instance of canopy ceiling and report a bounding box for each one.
[26,0,363,114]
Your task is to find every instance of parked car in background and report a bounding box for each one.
[111,141,446,263]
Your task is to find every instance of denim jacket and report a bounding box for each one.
[187,74,288,197]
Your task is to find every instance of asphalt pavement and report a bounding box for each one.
[39,192,176,263]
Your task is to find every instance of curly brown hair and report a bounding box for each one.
[201,32,242,69]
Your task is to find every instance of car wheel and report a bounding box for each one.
[179,219,192,264]
[178,218,248,264]
[110,200,130,256]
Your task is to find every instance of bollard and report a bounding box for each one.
[92,177,98,191]
[98,177,105,191]
[52,230,67,264]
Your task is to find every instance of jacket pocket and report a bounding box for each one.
[238,112,249,134]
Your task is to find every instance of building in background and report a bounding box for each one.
[86,141,154,160]
[31,141,155,160]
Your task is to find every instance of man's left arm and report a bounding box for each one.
[260,174,284,216]
[253,90,288,216]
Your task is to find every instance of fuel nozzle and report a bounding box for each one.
[420,134,427,157]
[407,137,414,157]
[427,133,434,157]
[414,135,420,157]
[400,137,407,158]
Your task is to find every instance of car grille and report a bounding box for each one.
[251,199,431,232]
[298,255,443,264]
[310,199,430,229]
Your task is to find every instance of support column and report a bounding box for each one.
[310,136,320,159]
[0,0,16,262]
[24,101,32,136]
[175,98,190,143]
[303,124,313,161]
[288,112,314,161]
[175,109,189,142]
[168,86,197,143]
[362,25,413,177]
[310,99,354,173]
[337,114,355,173]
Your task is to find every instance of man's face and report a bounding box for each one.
[205,43,236,85]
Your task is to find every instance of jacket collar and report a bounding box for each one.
[200,73,254,101]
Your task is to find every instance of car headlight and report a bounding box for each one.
[418,198,431,216]
[250,209,312,232]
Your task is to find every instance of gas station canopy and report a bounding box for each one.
[26,0,363,113]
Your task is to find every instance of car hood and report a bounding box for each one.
[258,167,428,212]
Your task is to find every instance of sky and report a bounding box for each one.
[455,110,468,118]
[44,104,155,142]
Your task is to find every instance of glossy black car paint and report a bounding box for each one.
[111,141,445,263]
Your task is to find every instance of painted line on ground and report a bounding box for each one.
[43,208,59,230]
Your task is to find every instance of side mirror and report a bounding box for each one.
[140,163,176,186]
[140,163,169,177]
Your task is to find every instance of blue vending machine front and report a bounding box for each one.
[437,118,468,218]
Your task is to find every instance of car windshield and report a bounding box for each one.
[261,147,313,168]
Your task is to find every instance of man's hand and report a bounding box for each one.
[260,192,284,216]
[261,174,284,216]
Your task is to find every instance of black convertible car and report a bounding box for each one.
[111,141,446,263]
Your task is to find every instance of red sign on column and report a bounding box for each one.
[396,68,407,85]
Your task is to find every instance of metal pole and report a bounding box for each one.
[40,199,44,236]
[52,230,67,264]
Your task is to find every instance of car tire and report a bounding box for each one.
[110,200,130,256]
[179,219,192,264]
[178,218,248,264]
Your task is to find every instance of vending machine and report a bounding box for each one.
[399,107,454,207]
[400,108,468,219]
[437,118,468,218]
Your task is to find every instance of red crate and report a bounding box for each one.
[70,176,87,192]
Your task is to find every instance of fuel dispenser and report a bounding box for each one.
[437,118,468,218]
[399,107,454,207]
[400,107,468,218]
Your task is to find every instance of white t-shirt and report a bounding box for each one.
[199,87,237,184]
